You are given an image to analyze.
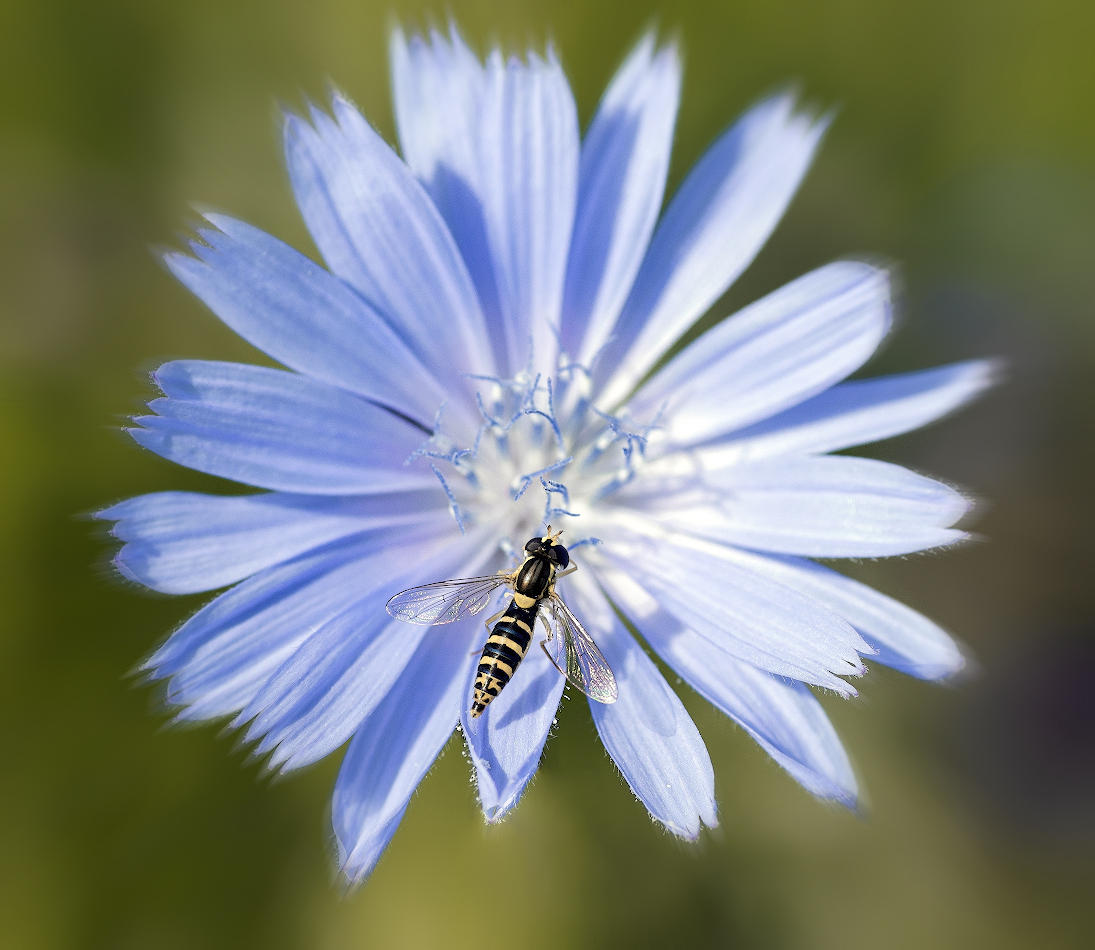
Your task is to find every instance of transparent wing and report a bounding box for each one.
[385,574,510,625]
[541,594,619,704]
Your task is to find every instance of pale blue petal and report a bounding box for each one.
[596,94,829,407]
[662,641,857,804]
[390,28,502,369]
[567,570,716,838]
[461,633,565,822]
[700,550,966,680]
[597,565,857,805]
[390,26,484,196]
[474,47,580,376]
[391,29,580,378]
[561,35,680,365]
[597,524,869,693]
[97,489,447,594]
[333,626,477,886]
[164,215,453,428]
[145,532,441,721]
[695,359,1001,462]
[629,262,891,445]
[241,535,495,772]
[620,456,970,557]
[284,96,494,388]
[243,590,420,771]
[129,360,435,495]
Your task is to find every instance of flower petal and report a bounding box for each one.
[284,96,494,389]
[597,564,857,805]
[699,551,966,680]
[241,534,495,772]
[97,489,447,595]
[391,29,580,378]
[630,262,891,446]
[129,360,435,495]
[164,215,454,428]
[621,455,970,557]
[681,359,1000,465]
[595,521,869,693]
[144,532,441,721]
[390,26,484,200]
[390,27,502,370]
[473,48,580,376]
[566,570,716,838]
[560,35,681,365]
[333,625,477,886]
[244,591,421,771]
[461,632,565,822]
[596,94,829,407]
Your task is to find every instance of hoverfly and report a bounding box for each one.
[385,527,618,718]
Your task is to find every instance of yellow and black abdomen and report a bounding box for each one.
[471,600,539,718]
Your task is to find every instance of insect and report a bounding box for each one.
[385,527,618,718]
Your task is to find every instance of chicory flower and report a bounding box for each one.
[99,27,994,886]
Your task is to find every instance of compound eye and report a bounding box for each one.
[524,538,544,554]
[553,544,570,569]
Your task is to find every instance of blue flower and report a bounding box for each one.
[99,27,995,886]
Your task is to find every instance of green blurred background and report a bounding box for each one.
[2,0,1095,947]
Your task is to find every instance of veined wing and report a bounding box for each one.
[385,573,510,625]
[542,594,618,704]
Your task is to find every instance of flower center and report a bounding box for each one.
[409,354,659,554]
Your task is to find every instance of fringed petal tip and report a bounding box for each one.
[809,779,860,813]
[336,808,407,891]
[481,795,522,826]
[469,754,537,826]
[656,816,713,843]
[111,549,148,590]
[868,640,970,684]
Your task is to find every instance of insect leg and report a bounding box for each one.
[472,609,508,656]
[538,611,554,640]
[555,566,577,578]
[482,608,507,632]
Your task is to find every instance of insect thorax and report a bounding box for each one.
[514,555,554,600]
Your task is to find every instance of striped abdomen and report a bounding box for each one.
[471,600,540,718]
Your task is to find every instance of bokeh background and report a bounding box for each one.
[2,0,1094,947]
